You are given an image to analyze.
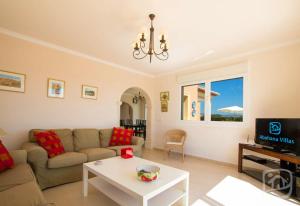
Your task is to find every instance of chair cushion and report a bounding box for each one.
[0,140,14,172]
[99,128,113,148]
[0,163,35,192]
[109,127,133,146]
[79,148,116,162]
[35,130,65,158]
[29,129,74,152]
[107,145,140,156]
[48,152,87,169]
[73,129,100,151]
[166,141,183,145]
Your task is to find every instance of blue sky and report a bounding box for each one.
[211,77,243,115]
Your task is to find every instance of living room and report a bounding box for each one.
[0,1,300,206]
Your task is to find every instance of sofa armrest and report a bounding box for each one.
[22,142,48,168]
[10,149,27,165]
[132,136,144,146]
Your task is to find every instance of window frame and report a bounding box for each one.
[179,73,248,127]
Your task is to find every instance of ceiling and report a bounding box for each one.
[0,0,300,76]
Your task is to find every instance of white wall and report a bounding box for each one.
[153,43,300,164]
[0,33,154,150]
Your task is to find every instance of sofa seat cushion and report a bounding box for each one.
[48,152,87,169]
[79,148,116,162]
[0,163,35,192]
[0,181,46,206]
[106,145,139,156]
[73,129,101,151]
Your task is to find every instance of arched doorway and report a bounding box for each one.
[119,87,152,148]
[120,102,133,121]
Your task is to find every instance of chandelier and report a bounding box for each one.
[132,92,145,104]
[133,14,169,63]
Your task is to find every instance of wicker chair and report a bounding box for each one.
[164,129,187,162]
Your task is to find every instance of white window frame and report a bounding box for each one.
[179,73,248,127]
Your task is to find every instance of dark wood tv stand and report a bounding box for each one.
[238,143,300,198]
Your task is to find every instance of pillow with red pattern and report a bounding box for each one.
[0,140,14,172]
[109,127,133,146]
[34,130,65,158]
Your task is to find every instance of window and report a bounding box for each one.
[181,83,205,121]
[181,77,244,122]
[211,77,243,122]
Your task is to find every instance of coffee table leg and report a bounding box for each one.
[138,197,148,206]
[182,175,189,206]
[83,166,88,197]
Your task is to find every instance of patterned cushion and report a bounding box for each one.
[34,130,65,158]
[109,127,133,146]
[0,140,14,172]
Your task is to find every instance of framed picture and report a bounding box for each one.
[160,91,169,101]
[161,100,168,112]
[47,78,65,98]
[82,85,98,100]
[0,70,25,93]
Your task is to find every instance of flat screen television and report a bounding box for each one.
[255,118,300,155]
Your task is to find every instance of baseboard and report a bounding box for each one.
[152,147,237,168]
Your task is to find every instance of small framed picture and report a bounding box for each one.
[160,91,169,101]
[0,70,25,93]
[47,78,65,98]
[161,100,168,112]
[82,85,98,100]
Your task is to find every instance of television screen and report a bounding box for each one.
[255,118,300,154]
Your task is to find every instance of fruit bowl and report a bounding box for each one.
[136,165,160,182]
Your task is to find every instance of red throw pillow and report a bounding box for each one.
[0,140,14,172]
[109,127,133,146]
[35,130,65,158]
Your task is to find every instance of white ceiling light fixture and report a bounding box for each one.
[133,14,169,63]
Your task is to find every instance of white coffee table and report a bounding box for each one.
[83,156,189,206]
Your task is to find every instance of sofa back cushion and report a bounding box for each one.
[73,129,100,151]
[29,129,74,152]
[99,128,113,148]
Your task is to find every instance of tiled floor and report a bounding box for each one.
[43,149,291,206]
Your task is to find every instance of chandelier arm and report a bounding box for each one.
[139,41,148,55]
[154,51,169,61]
[140,41,146,48]
[160,42,165,50]
[133,50,148,60]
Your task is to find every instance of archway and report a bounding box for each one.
[119,87,152,148]
[120,102,133,121]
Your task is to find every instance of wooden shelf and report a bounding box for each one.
[89,177,186,206]
[238,143,300,200]
[243,155,280,169]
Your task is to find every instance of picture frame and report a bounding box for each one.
[160,91,169,101]
[161,100,168,112]
[0,70,25,93]
[47,78,65,98]
[81,85,98,100]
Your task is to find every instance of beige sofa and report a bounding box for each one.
[0,150,46,206]
[22,128,144,190]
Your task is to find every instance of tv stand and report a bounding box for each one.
[238,143,300,199]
